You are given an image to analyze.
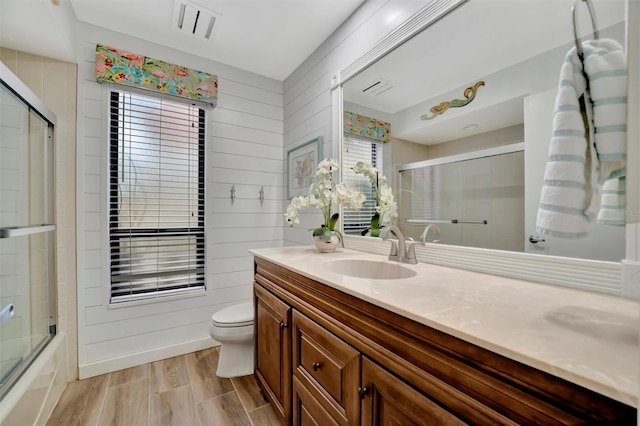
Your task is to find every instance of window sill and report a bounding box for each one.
[108,287,207,310]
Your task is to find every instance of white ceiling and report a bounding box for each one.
[0,0,364,81]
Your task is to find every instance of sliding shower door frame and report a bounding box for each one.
[0,62,57,401]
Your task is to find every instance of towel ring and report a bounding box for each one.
[572,0,600,58]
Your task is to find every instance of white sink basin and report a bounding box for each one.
[323,258,417,280]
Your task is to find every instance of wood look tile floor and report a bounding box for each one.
[46,347,283,426]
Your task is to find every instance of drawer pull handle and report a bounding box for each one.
[312,362,321,371]
[280,322,288,329]
[358,386,369,399]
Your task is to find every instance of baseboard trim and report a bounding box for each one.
[79,337,218,379]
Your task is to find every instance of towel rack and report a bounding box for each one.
[572,0,600,59]
[406,219,487,225]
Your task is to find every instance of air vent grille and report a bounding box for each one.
[362,79,394,96]
[175,1,218,40]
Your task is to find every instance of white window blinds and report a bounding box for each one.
[109,90,205,302]
[342,135,382,235]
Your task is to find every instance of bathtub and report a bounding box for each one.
[0,332,67,426]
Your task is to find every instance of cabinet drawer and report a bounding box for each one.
[293,376,340,426]
[292,310,360,425]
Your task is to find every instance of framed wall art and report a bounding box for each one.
[287,136,322,199]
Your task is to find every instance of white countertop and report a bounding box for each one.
[250,246,639,407]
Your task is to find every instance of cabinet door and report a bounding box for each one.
[361,357,467,426]
[254,283,292,423]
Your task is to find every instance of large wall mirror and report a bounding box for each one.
[337,0,628,270]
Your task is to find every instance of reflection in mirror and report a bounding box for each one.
[398,144,524,251]
[341,0,626,262]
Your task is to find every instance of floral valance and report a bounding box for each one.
[343,111,391,143]
[95,44,218,106]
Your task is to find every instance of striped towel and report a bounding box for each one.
[536,39,627,238]
[597,167,626,226]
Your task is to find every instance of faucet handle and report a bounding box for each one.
[387,240,399,261]
[403,242,424,264]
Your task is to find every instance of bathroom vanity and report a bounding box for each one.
[251,247,638,425]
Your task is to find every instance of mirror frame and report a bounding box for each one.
[331,0,639,298]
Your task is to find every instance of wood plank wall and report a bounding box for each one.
[75,23,284,377]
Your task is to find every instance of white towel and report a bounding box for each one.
[597,167,626,226]
[536,39,627,238]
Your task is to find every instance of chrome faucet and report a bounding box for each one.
[420,224,442,243]
[380,225,424,264]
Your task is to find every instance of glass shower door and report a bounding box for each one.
[0,81,56,397]
[399,149,524,251]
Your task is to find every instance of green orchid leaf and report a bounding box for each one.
[371,212,380,230]
[312,227,333,241]
[312,227,326,237]
[329,213,339,231]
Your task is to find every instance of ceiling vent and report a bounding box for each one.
[361,79,394,96]
[174,1,219,40]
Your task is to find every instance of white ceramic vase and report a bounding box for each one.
[314,232,340,253]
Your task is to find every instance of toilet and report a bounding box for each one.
[209,301,254,378]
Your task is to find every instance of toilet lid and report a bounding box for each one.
[212,301,254,327]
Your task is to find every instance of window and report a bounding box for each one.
[109,90,205,302]
[342,135,383,235]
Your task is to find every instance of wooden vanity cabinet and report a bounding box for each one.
[253,257,636,426]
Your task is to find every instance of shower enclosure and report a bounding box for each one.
[0,62,57,401]
[398,144,524,252]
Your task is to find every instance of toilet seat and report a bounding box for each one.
[211,301,253,327]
